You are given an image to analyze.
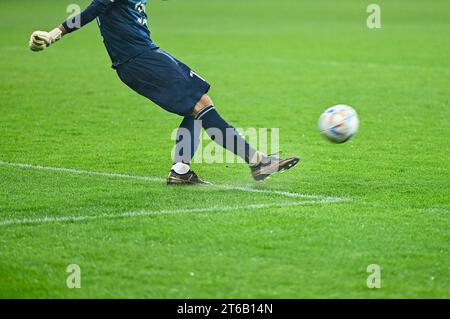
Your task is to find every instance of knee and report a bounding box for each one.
[192,94,213,116]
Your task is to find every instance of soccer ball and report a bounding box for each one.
[318,105,359,143]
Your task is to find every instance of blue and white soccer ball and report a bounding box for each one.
[319,105,359,143]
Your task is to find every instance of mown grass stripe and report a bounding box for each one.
[0,160,348,200]
[0,198,348,227]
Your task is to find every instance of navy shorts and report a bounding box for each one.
[116,48,211,116]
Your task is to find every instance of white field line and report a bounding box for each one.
[0,199,347,227]
[0,160,164,183]
[0,160,348,201]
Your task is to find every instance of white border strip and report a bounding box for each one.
[0,160,164,182]
[0,160,348,200]
[0,199,346,227]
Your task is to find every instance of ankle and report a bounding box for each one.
[249,152,267,167]
[172,162,190,175]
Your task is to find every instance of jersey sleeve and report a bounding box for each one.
[62,0,115,33]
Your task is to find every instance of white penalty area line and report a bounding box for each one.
[0,160,351,227]
[0,199,346,227]
[0,160,349,201]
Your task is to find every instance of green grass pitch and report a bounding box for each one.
[0,0,449,298]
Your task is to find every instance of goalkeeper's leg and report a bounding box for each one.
[193,95,300,181]
[168,116,210,185]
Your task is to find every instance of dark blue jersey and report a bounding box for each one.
[61,0,210,115]
[98,0,158,67]
[63,0,158,68]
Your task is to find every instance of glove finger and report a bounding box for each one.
[32,33,51,45]
[29,41,45,51]
[31,38,46,45]
[30,46,42,52]
[29,44,41,51]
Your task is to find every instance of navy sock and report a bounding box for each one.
[173,116,201,164]
[196,105,259,165]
